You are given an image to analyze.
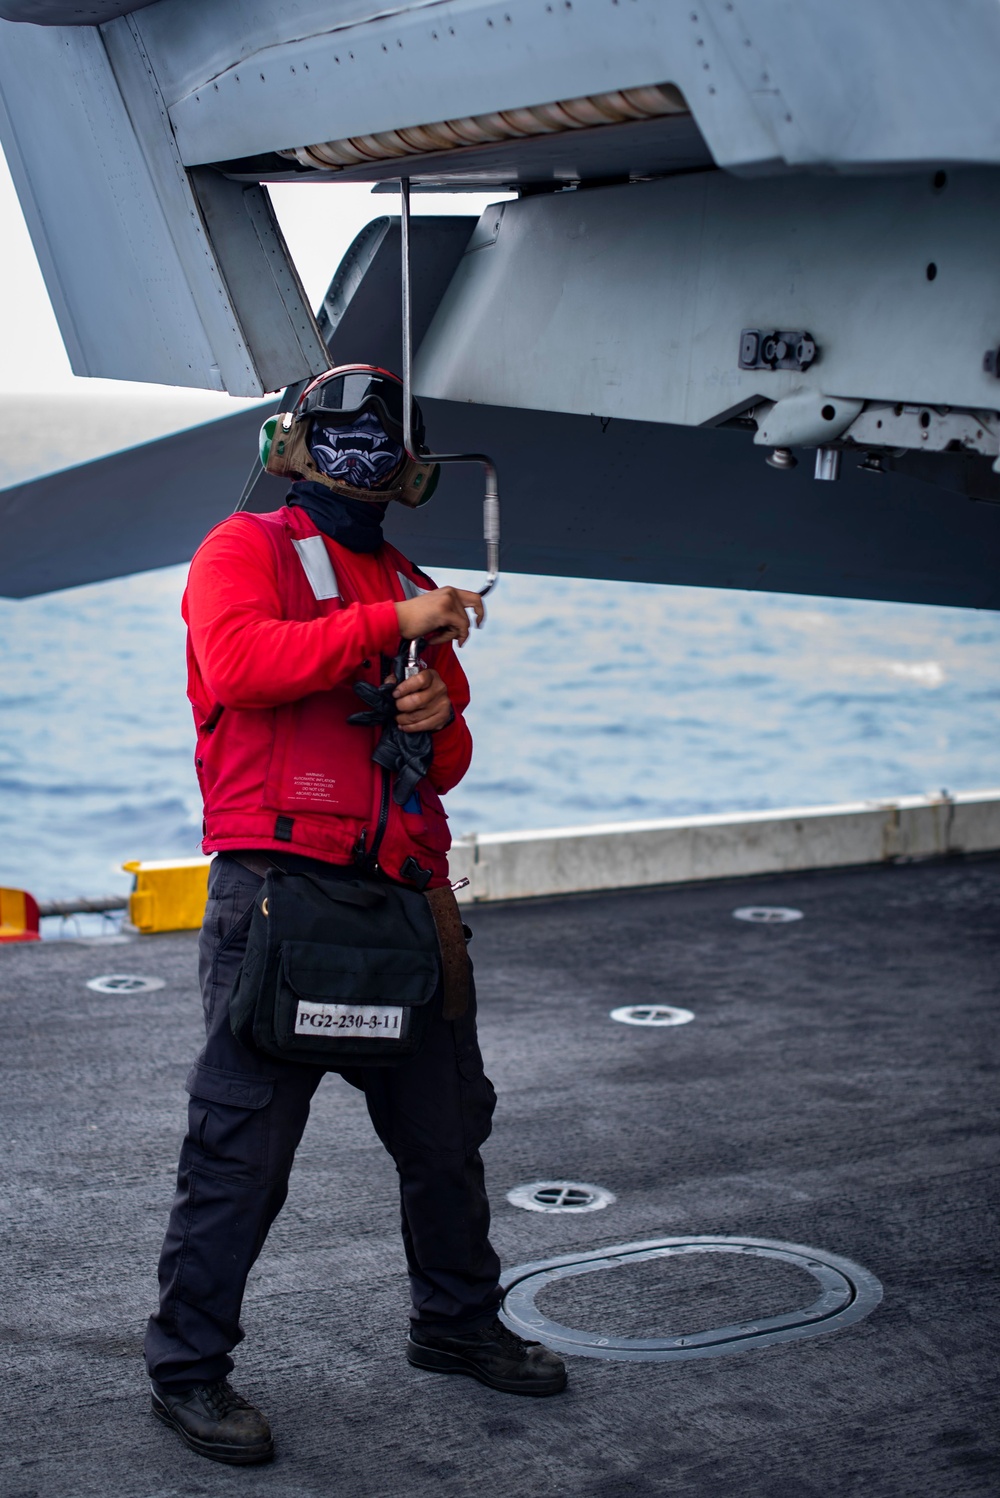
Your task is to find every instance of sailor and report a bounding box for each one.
[144,365,566,1466]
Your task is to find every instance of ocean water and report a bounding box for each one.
[1,564,998,901]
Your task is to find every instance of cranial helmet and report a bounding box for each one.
[259,365,439,507]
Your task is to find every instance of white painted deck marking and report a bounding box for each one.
[610,1004,694,1026]
[733,906,803,923]
[86,974,165,993]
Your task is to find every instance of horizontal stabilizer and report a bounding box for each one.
[0,408,283,598]
[386,404,1000,611]
[2,397,999,608]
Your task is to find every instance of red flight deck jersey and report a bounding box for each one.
[182,505,472,889]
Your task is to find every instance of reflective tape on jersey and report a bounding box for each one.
[397,570,423,600]
[292,536,340,600]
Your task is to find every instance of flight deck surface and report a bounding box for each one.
[0,858,997,1497]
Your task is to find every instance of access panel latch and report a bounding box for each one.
[739,329,817,373]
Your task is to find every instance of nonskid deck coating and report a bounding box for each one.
[0,857,997,1498]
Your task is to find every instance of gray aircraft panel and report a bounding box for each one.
[1,398,998,608]
[126,0,436,111]
[130,0,1000,177]
[0,2,157,18]
[145,0,777,172]
[8,0,998,183]
[5,0,999,406]
[0,15,329,396]
[414,169,1000,427]
[699,0,1000,174]
[0,22,223,388]
[99,18,330,395]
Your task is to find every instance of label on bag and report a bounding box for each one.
[294,1000,404,1038]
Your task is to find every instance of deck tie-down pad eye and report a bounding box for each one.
[610,1004,694,1026]
[86,973,165,993]
[506,1181,616,1213]
[733,906,803,924]
[501,1236,882,1362]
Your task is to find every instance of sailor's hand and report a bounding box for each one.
[393,669,455,733]
[395,586,484,646]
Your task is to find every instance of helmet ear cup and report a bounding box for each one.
[390,457,440,508]
[411,463,440,506]
[258,415,277,468]
[262,413,306,479]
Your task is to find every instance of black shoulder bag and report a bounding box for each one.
[229,867,441,1068]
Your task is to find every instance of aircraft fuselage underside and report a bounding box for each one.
[1,0,999,601]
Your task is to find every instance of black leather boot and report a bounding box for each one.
[407,1317,568,1396]
[150,1378,274,1464]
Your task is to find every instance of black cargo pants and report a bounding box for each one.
[144,854,502,1390]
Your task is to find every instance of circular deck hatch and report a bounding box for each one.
[501,1235,882,1361]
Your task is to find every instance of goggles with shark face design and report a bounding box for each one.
[297,366,426,449]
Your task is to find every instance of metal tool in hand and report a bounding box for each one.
[404,638,427,680]
[349,638,434,807]
[399,177,499,599]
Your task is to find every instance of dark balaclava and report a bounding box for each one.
[288,409,406,553]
